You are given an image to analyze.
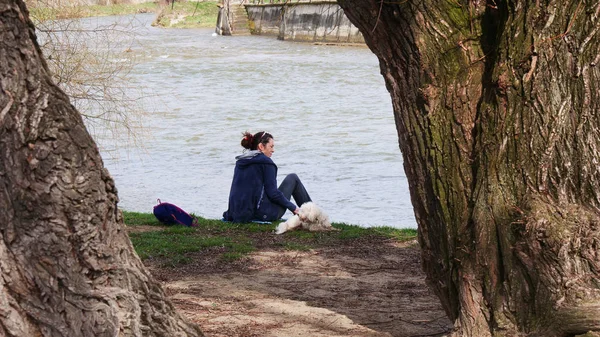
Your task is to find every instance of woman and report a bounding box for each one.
[223,131,312,223]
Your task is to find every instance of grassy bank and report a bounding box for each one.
[28,2,158,20]
[153,1,219,28]
[124,211,418,267]
[27,1,219,29]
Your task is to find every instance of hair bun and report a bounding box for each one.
[241,131,254,149]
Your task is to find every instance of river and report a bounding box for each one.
[81,13,416,228]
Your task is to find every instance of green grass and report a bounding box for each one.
[82,2,159,17]
[283,222,418,242]
[201,220,276,233]
[280,242,312,251]
[372,226,418,241]
[124,211,274,232]
[28,2,159,20]
[28,1,219,28]
[128,226,220,258]
[221,252,245,261]
[123,210,417,266]
[123,211,163,226]
[128,225,254,266]
[153,1,219,28]
[331,223,418,241]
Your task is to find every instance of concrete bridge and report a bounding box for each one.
[216,0,364,44]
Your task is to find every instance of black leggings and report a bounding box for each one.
[276,173,312,219]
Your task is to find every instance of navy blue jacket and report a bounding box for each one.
[223,152,296,223]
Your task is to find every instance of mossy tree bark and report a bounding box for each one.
[339,1,600,336]
[0,0,203,336]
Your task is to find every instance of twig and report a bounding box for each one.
[535,0,583,49]
[192,0,200,16]
[371,0,384,34]
[563,0,583,38]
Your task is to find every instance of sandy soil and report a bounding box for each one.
[136,226,453,337]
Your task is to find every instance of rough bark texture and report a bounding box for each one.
[0,0,203,336]
[338,0,600,336]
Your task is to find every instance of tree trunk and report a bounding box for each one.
[338,0,600,336]
[0,0,203,336]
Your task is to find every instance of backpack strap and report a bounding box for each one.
[170,214,187,226]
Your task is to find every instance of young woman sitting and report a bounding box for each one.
[222,131,312,223]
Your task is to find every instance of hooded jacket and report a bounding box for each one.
[223,151,296,223]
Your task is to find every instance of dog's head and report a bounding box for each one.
[298,202,317,221]
[298,202,330,227]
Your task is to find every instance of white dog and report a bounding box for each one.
[275,202,337,234]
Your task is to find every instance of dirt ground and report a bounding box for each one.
[136,226,454,337]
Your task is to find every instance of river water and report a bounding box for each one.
[83,14,416,228]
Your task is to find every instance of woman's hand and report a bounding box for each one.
[293,208,300,215]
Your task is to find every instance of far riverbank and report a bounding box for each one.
[27,0,219,28]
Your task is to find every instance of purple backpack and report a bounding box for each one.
[153,199,198,227]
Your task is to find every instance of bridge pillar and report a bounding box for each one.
[215,0,250,36]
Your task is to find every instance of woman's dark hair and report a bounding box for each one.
[241,131,273,150]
